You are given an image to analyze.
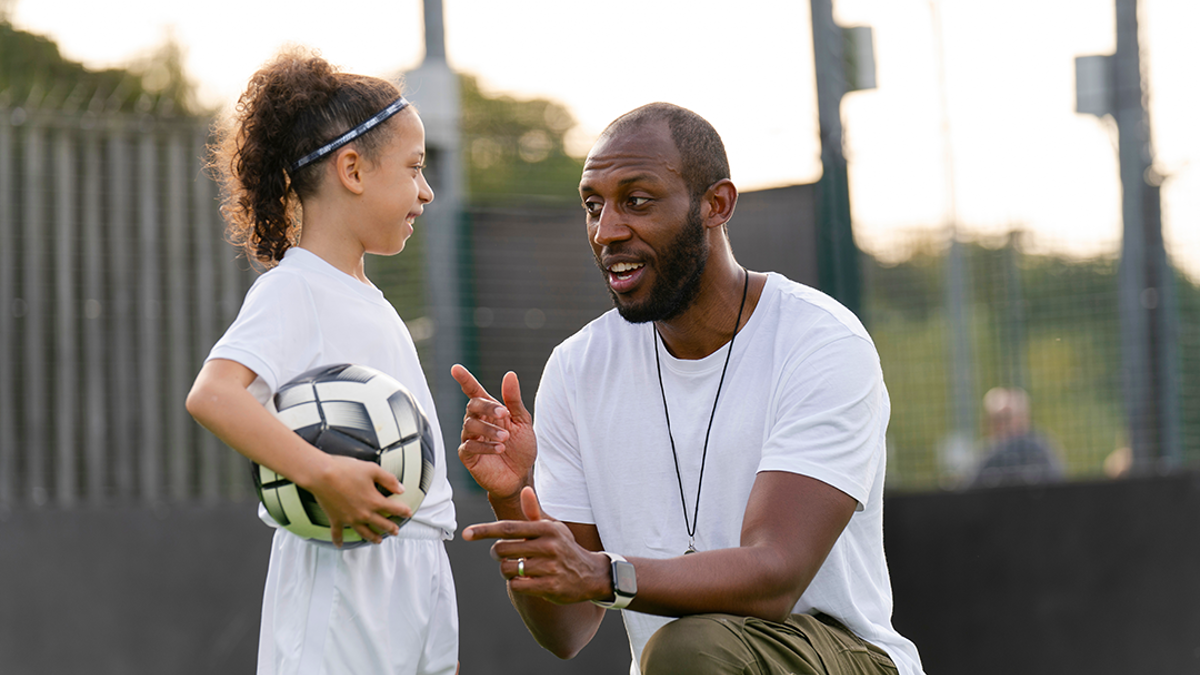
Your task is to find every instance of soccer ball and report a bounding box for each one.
[252,363,436,548]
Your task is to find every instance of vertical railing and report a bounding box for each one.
[0,107,253,507]
[137,131,161,503]
[107,128,136,500]
[81,128,106,505]
[54,128,78,507]
[166,132,190,502]
[191,128,223,503]
[0,112,13,506]
[22,122,47,505]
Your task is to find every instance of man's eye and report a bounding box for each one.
[583,201,602,214]
[629,197,650,207]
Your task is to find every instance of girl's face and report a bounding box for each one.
[356,109,434,256]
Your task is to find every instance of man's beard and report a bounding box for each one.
[597,199,709,324]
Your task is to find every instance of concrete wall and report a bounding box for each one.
[0,496,629,675]
[0,503,270,674]
[886,472,1200,674]
[5,473,1200,674]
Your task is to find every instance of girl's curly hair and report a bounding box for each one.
[209,47,404,266]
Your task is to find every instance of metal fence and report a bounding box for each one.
[864,228,1200,491]
[0,106,254,507]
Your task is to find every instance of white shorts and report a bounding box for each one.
[257,522,458,675]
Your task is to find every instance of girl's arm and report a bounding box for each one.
[186,358,410,546]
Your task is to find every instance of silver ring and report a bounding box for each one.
[517,558,526,577]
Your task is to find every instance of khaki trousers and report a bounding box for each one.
[640,613,897,675]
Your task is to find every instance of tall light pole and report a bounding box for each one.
[408,0,468,472]
[1077,0,1180,471]
[809,0,871,318]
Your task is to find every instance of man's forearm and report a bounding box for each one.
[486,491,608,660]
[510,586,607,660]
[623,546,807,623]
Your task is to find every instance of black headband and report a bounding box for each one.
[288,96,410,173]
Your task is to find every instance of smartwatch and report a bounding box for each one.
[591,551,637,610]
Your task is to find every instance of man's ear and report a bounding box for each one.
[333,146,366,195]
[702,178,738,229]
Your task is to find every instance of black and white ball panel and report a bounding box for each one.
[379,388,437,511]
[252,363,436,547]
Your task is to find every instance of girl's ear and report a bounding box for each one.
[333,146,367,195]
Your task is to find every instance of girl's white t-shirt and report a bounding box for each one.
[208,247,454,536]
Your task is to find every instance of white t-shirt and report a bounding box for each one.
[534,272,923,675]
[209,247,454,535]
[207,247,458,675]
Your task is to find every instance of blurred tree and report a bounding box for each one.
[459,73,584,205]
[0,21,201,115]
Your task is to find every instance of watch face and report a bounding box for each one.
[614,560,638,595]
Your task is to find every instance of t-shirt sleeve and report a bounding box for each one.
[532,346,596,525]
[206,272,321,397]
[757,334,887,509]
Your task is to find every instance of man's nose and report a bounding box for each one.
[591,205,631,246]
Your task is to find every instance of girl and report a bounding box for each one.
[186,48,457,675]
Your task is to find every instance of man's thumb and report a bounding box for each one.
[520,485,543,521]
[502,371,527,419]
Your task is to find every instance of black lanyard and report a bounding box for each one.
[653,268,749,555]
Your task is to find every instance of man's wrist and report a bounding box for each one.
[486,485,530,519]
[591,552,637,610]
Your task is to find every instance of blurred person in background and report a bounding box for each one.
[970,387,1065,488]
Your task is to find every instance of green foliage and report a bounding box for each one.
[459,73,584,205]
[0,21,200,115]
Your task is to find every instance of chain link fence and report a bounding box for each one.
[865,227,1200,491]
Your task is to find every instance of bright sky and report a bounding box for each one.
[11,0,1200,278]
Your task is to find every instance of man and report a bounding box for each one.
[451,103,923,675]
[971,386,1065,488]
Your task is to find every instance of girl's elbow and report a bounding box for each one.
[185,382,217,422]
[184,388,201,419]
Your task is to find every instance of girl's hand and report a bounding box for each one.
[187,359,412,548]
[303,454,412,547]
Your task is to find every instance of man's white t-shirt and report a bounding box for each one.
[534,272,923,675]
[207,247,457,675]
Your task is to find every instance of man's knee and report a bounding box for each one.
[640,615,749,675]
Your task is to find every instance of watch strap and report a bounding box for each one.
[591,551,635,610]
